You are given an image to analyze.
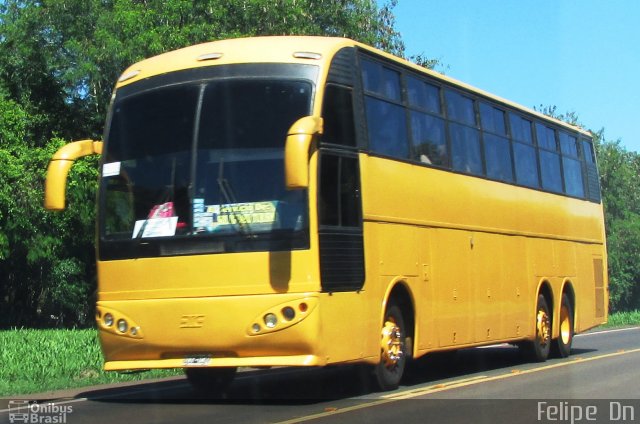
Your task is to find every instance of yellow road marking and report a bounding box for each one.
[274,347,640,424]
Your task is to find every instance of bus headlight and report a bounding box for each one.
[117,319,128,333]
[247,297,318,336]
[264,313,278,328]
[282,306,295,321]
[96,306,143,339]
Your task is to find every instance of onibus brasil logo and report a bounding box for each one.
[7,400,73,423]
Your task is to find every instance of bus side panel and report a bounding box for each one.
[430,228,473,347]
[318,291,374,364]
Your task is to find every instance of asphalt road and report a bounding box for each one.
[2,327,639,424]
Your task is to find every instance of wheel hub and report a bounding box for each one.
[560,304,571,344]
[381,319,403,368]
[536,309,551,347]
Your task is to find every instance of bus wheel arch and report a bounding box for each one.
[374,280,415,391]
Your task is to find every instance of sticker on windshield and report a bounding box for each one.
[132,217,178,238]
[218,202,277,225]
[193,201,278,232]
[102,161,121,177]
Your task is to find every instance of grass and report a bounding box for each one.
[2,310,639,397]
[602,310,640,328]
[0,328,180,397]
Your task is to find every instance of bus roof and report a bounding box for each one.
[116,36,590,137]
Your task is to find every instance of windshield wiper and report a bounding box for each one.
[217,158,254,238]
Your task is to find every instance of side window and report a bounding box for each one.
[563,156,585,198]
[410,111,448,166]
[484,133,513,182]
[536,123,557,150]
[539,150,563,193]
[559,131,584,198]
[509,113,533,144]
[407,76,441,114]
[582,139,596,164]
[319,153,361,228]
[362,57,409,159]
[450,123,482,175]
[480,102,507,136]
[445,90,476,125]
[365,97,409,158]
[322,85,356,147]
[513,142,539,187]
[361,58,401,101]
[559,132,579,157]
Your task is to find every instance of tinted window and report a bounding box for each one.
[510,113,533,144]
[563,157,585,197]
[361,58,401,101]
[104,79,312,244]
[319,154,339,226]
[513,142,539,187]
[322,85,356,147]
[319,154,361,227]
[450,123,482,175]
[484,134,513,182]
[410,111,447,166]
[582,139,595,164]
[536,123,557,150]
[407,76,441,114]
[480,103,507,135]
[365,97,409,158]
[446,90,476,125]
[539,150,563,193]
[559,132,578,157]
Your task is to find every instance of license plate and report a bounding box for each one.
[183,355,211,366]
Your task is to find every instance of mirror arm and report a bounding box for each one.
[44,140,103,211]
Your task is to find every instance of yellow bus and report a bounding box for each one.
[44,36,607,392]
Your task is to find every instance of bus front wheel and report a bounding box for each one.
[185,366,237,395]
[373,303,407,391]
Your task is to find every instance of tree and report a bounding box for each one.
[594,132,640,311]
[0,0,412,327]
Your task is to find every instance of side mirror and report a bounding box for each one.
[284,116,323,190]
[44,140,103,211]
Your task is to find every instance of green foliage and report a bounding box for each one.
[0,0,407,142]
[0,329,180,396]
[603,310,640,328]
[0,134,98,327]
[594,132,640,312]
[0,0,414,328]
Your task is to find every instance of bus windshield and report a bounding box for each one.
[100,77,313,259]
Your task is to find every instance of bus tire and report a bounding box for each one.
[552,293,574,358]
[185,367,237,395]
[522,294,551,362]
[373,303,407,391]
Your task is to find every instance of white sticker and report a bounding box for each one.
[102,162,121,177]
[132,217,178,238]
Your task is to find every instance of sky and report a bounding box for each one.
[390,0,640,153]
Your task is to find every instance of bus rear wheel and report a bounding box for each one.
[552,293,574,358]
[373,303,407,391]
[185,367,237,395]
[522,294,551,362]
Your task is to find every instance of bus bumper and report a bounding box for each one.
[96,293,324,371]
